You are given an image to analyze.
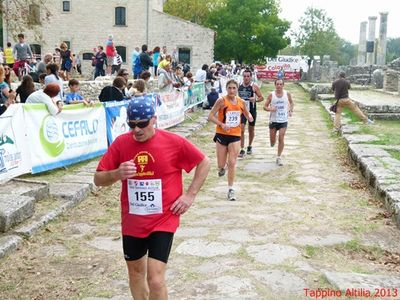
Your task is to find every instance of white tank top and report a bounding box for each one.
[269,91,289,123]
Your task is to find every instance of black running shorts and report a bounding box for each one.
[241,108,257,126]
[269,122,288,130]
[123,231,174,263]
[213,133,241,146]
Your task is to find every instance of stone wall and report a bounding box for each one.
[383,70,400,92]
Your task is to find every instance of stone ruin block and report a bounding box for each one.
[0,195,35,232]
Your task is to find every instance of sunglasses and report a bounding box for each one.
[127,119,151,129]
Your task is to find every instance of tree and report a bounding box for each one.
[0,0,51,43]
[338,39,357,65]
[206,0,290,64]
[386,37,400,63]
[164,0,225,25]
[293,7,342,62]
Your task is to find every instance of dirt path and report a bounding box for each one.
[1,83,399,300]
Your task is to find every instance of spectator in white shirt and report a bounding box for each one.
[26,83,62,116]
[195,64,208,82]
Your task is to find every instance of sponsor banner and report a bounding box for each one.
[256,70,300,80]
[23,103,108,173]
[0,104,31,182]
[184,82,206,110]
[156,90,185,129]
[104,94,158,144]
[256,55,308,80]
[104,99,131,144]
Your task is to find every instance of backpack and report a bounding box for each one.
[133,55,142,76]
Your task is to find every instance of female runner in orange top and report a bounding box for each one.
[208,79,254,201]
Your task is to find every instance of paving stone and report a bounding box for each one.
[246,244,301,265]
[55,174,95,189]
[194,258,239,274]
[250,270,307,294]
[49,182,90,203]
[0,179,49,202]
[0,235,23,259]
[243,161,279,173]
[293,261,317,273]
[193,275,257,299]
[175,227,210,238]
[291,233,353,246]
[324,271,400,291]
[346,134,380,144]
[82,297,131,300]
[349,144,391,158]
[87,236,123,253]
[175,239,241,257]
[65,223,94,237]
[192,206,235,215]
[262,194,293,203]
[40,244,68,257]
[0,195,35,232]
[14,200,76,238]
[341,124,361,134]
[218,229,253,242]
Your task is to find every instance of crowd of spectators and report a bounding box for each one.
[0,32,256,117]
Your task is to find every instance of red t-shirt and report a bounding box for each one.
[96,129,205,237]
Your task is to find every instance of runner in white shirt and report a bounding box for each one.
[263,79,294,166]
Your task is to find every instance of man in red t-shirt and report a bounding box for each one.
[94,98,210,299]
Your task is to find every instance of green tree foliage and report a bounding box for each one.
[386,37,400,63]
[206,0,290,64]
[338,39,357,65]
[164,0,225,25]
[294,7,343,62]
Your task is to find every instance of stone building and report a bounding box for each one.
[1,0,214,75]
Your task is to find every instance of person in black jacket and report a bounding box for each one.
[98,76,126,102]
[139,44,153,71]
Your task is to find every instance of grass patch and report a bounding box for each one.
[304,245,319,258]
[387,149,400,161]
[342,107,361,124]
[352,222,379,233]
[355,120,400,145]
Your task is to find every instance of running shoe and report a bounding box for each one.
[227,189,236,201]
[218,168,226,177]
[246,146,253,155]
[276,157,283,166]
[367,119,374,125]
[238,149,246,158]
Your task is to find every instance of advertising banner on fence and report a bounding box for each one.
[184,82,206,109]
[256,55,308,80]
[104,94,158,144]
[0,104,31,182]
[23,103,108,173]
[156,90,185,129]
[104,99,131,145]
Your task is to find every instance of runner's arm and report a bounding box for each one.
[208,98,229,131]
[263,93,275,111]
[170,156,211,215]
[288,92,294,114]
[253,84,264,103]
[242,101,254,123]
[94,160,137,186]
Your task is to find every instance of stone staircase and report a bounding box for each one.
[0,161,97,258]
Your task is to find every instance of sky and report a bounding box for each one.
[278,0,399,44]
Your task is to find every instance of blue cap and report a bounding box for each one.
[127,98,155,121]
